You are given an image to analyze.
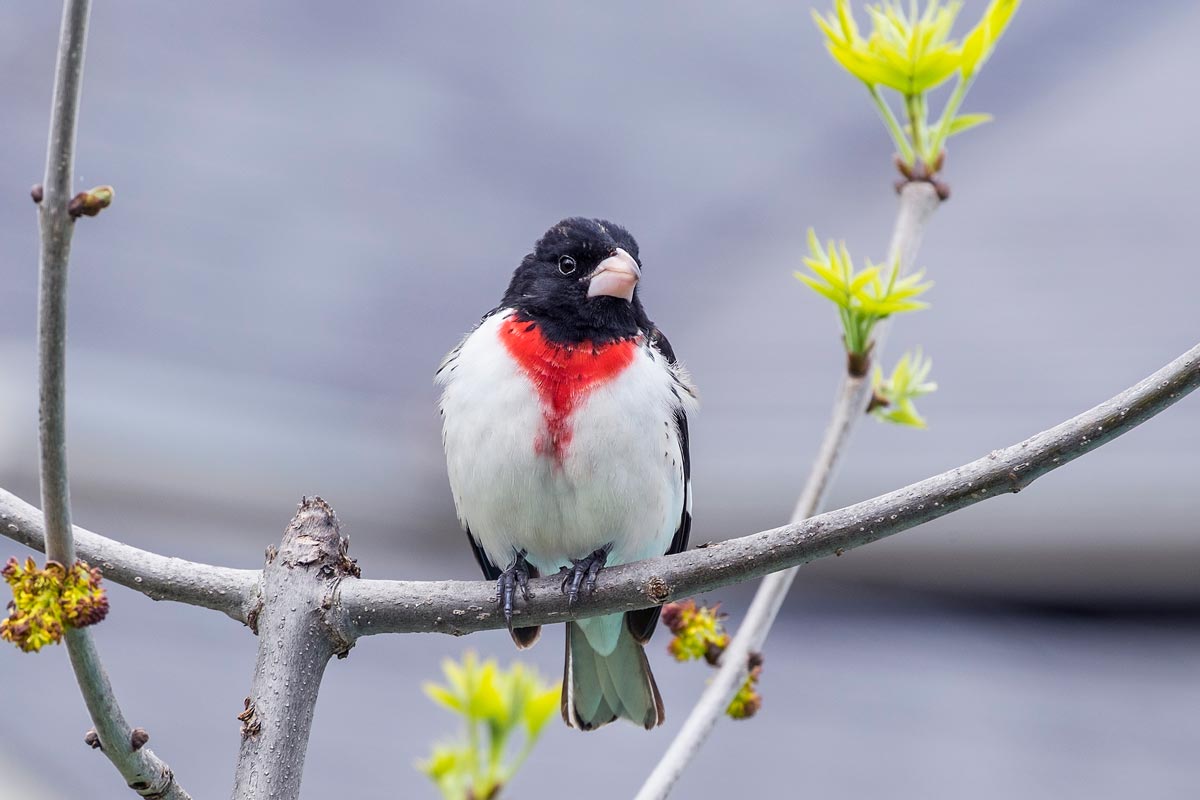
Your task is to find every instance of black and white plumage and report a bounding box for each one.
[436,217,695,730]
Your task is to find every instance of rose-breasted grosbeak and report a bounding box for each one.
[436,217,696,730]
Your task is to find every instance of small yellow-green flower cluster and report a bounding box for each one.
[726,652,765,721]
[813,0,1020,171]
[419,651,559,800]
[1,557,109,652]
[796,228,931,373]
[661,599,730,665]
[870,348,937,428]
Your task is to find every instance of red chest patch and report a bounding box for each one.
[499,316,639,464]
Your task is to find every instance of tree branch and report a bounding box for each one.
[0,488,258,623]
[636,180,940,799]
[32,2,191,796]
[231,497,358,800]
[334,340,1200,638]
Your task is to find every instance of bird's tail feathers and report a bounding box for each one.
[562,617,664,731]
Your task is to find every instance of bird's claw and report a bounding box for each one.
[496,552,533,630]
[559,547,609,606]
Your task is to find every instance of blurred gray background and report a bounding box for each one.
[2,1,1198,798]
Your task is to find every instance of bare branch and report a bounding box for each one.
[0,488,258,623]
[335,340,1200,638]
[31,2,191,796]
[637,181,941,799]
[37,0,87,569]
[231,497,358,800]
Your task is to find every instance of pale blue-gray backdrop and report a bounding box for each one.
[1,2,1197,798]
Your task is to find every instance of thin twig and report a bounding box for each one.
[33,2,191,797]
[333,339,1200,636]
[635,181,940,799]
[0,488,257,623]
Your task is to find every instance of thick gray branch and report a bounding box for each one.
[637,181,941,799]
[31,3,191,797]
[0,488,257,623]
[231,497,358,800]
[335,340,1200,638]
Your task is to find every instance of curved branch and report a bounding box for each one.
[31,3,191,797]
[638,181,941,799]
[0,488,257,623]
[336,341,1200,638]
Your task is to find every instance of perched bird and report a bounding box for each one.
[436,217,696,730]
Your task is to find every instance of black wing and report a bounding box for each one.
[465,524,502,580]
[627,327,693,644]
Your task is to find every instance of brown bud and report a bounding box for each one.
[130,728,149,750]
[866,391,890,414]
[738,693,763,719]
[31,184,44,204]
[893,155,914,180]
[847,350,871,378]
[67,185,115,218]
[932,179,951,201]
[660,601,685,633]
[84,729,102,750]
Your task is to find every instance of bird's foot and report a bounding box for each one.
[559,546,610,606]
[496,551,533,631]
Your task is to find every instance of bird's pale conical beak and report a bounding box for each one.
[586,247,641,302]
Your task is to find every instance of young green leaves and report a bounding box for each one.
[796,228,930,375]
[813,0,1021,173]
[1,557,109,652]
[419,652,560,800]
[869,349,937,428]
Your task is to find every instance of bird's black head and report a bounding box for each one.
[501,217,651,345]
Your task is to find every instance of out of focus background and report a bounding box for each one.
[2,2,1198,798]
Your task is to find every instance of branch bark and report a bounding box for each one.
[231,497,358,800]
[334,339,1200,636]
[636,180,940,799]
[0,488,257,623]
[6,341,1196,645]
[32,2,191,797]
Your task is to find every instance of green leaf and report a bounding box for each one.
[796,273,849,307]
[419,651,561,800]
[960,0,1021,76]
[423,683,464,714]
[872,349,937,428]
[523,685,562,738]
[947,112,993,136]
[801,257,845,290]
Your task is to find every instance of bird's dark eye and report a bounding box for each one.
[558,255,577,276]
